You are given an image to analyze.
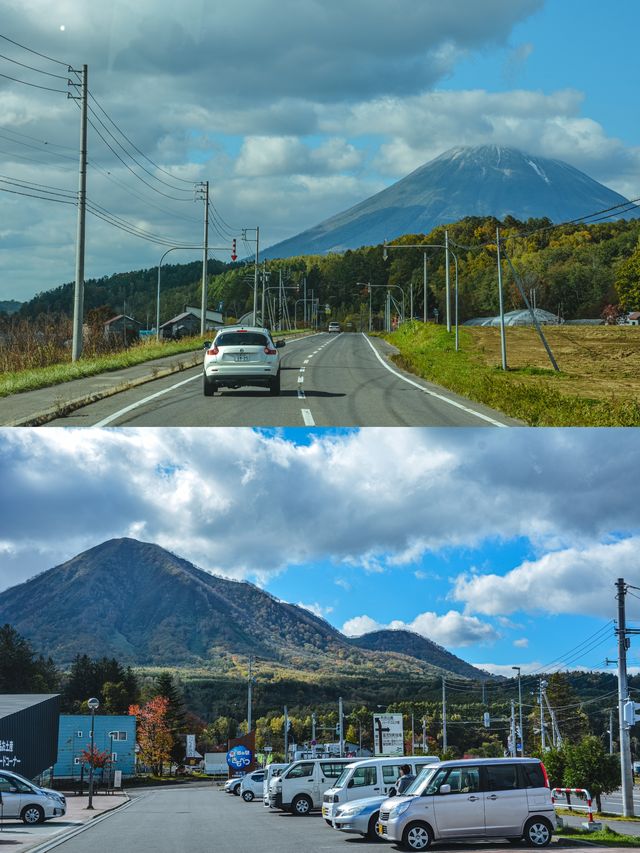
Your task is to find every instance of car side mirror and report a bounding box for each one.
[203,341,211,349]
[439,784,451,795]
[347,779,354,788]
[275,340,285,348]
[388,787,397,797]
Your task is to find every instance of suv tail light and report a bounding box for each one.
[540,762,550,788]
[207,345,219,355]
[264,346,277,355]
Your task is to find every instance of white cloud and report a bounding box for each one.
[342,610,499,647]
[474,661,542,677]
[513,638,529,648]
[297,601,333,619]
[453,538,640,619]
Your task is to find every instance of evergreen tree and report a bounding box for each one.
[154,672,187,767]
[0,624,59,692]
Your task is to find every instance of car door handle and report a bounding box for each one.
[374,788,380,791]
[487,794,498,800]
[468,796,480,801]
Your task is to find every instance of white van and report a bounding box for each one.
[268,757,354,815]
[377,757,555,851]
[262,763,288,807]
[322,756,439,823]
[0,770,66,824]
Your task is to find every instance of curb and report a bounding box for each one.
[4,354,203,427]
[21,793,132,853]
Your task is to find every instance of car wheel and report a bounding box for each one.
[523,817,552,847]
[22,805,45,825]
[402,821,432,851]
[367,812,381,840]
[269,370,281,396]
[203,376,217,396]
[292,794,312,815]
[242,790,254,802]
[233,785,241,796]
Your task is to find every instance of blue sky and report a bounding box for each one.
[0,427,638,676]
[1,0,639,300]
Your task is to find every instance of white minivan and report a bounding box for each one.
[377,757,555,851]
[262,763,288,807]
[322,756,439,823]
[0,770,66,824]
[268,757,354,815]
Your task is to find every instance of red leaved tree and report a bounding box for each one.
[129,696,173,776]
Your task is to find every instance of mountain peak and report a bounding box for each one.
[263,145,638,259]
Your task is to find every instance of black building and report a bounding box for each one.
[0,694,60,780]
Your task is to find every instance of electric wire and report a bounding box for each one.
[0,32,70,67]
[0,50,70,80]
[85,197,195,247]
[0,131,78,163]
[0,184,75,204]
[0,125,77,152]
[0,70,68,93]
[0,173,75,196]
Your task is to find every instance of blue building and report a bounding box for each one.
[54,714,136,781]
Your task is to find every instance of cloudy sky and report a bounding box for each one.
[1,427,638,676]
[1,0,639,301]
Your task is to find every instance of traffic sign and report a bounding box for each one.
[373,713,404,756]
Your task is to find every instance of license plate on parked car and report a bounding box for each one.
[234,355,249,362]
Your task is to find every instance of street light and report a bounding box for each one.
[87,697,99,810]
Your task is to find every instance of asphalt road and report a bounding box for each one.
[46,333,519,428]
[42,785,583,853]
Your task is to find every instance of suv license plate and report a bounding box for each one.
[234,355,249,362]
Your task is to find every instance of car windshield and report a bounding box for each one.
[333,768,352,788]
[403,764,439,796]
[216,332,268,347]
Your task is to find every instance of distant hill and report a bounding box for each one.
[0,300,21,315]
[0,539,485,682]
[262,145,640,258]
[349,629,489,680]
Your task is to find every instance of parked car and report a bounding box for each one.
[332,794,388,840]
[268,757,354,815]
[240,769,265,802]
[322,755,438,823]
[224,776,243,795]
[0,770,66,824]
[203,326,285,396]
[263,763,288,807]
[376,757,555,851]
[328,322,341,332]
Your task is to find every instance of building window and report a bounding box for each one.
[111,753,118,763]
[110,732,128,741]
[74,758,81,765]
[76,731,83,738]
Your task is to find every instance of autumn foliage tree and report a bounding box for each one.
[79,745,111,771]
[129,697,173,776]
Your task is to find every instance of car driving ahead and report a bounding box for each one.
[203,325,285,396]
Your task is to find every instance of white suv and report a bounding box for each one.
[203,326,285,396]
[240,769,265,801]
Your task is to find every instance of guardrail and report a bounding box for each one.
[552,787,594,823]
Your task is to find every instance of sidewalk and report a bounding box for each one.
[0,349,204,427]
[0,791,128,852]
[560,812,640,837]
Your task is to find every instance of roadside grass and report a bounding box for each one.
[384,322,640,426]
[0,337,204,398]
[556,825,640,846]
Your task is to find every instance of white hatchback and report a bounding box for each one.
[203,326,284,396]
[0,770,66,824]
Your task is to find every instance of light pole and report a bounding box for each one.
[87,697,99,809]
[512,666,524,755]
[359,283,406,332]
[156,244,233,341]
[383,241,459,343]
[242,227,260,325]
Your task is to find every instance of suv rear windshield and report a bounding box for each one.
[216,332,268,347]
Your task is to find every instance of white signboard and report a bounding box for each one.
[113,770,122,788]
[186,734,197,758]
[373,713,404,756]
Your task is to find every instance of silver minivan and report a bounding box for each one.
[377,757,555,851]
[0,770,66,824]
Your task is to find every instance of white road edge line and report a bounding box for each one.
[361,333,509,428]
[26,796,138,853]
[92,374,200,427]
[301,408,315,425]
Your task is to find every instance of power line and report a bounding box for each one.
[0,173,75,196]
[0,184,75,204]
[0,50,70,80]
[0,125,77,152]
[86,198,196,247]
[0,70,68,93]
[0,32,70,67]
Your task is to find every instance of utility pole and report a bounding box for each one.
[496,227,507,371]
[513,666,524,755]
[442,677,447,752]
[199,181,209,336]
[422,717,427,752]
[253,226,259,325]
[609,709,614,755]
[444,229,451,332]
[617,578,635,816]
[411,712,415,755]
[539,679,547,751]
[247,656,253,734]
[71,64,88,362]
[311,712,316,744]
[284,706,289,760]
[510,700,517,757]
[338,697,344,757]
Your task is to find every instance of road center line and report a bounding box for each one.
[92,374,201,427]
[301,408,315,425]
[360,333,509,427]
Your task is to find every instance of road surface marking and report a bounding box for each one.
[361,334,509,427]
[92,374,200,427]
[301,408,315,425]
[298,389,305,399]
